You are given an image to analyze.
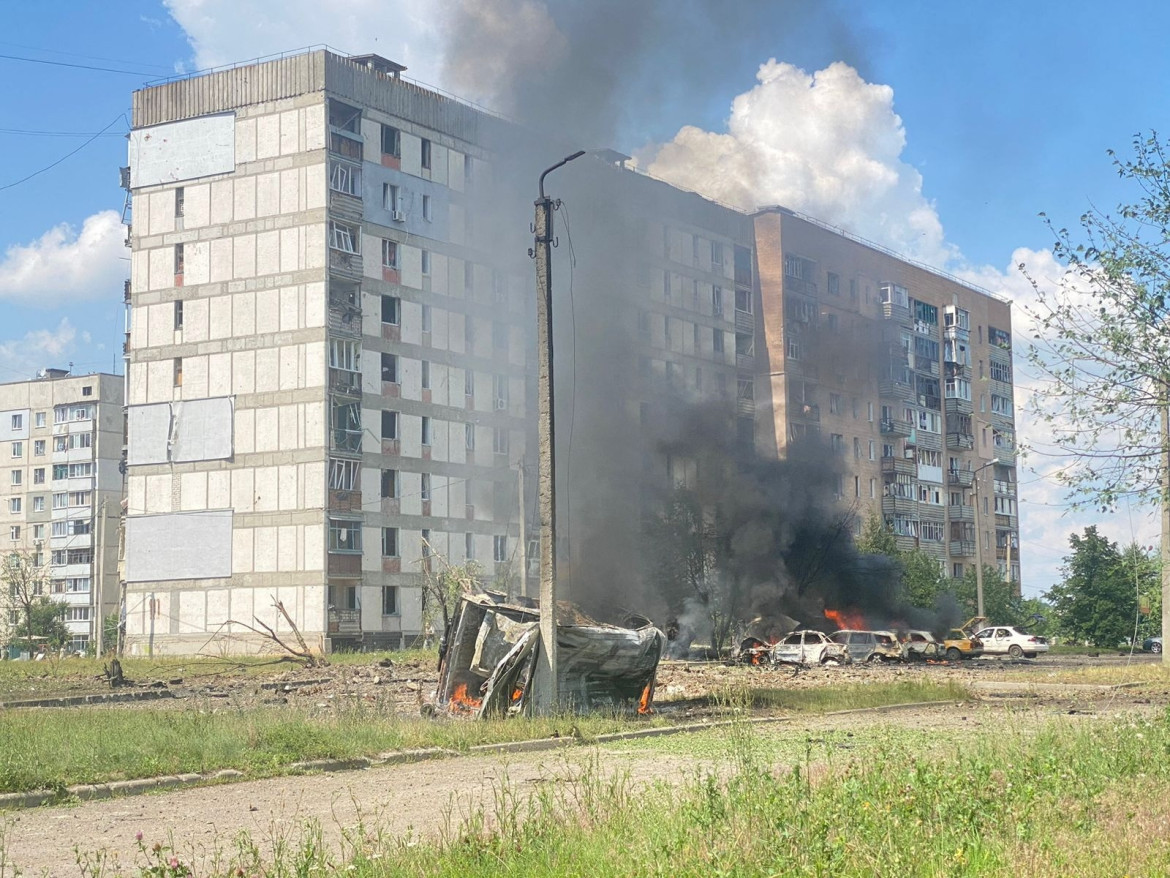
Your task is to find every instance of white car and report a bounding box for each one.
[771,630,850,665]
[974,626,1049,658]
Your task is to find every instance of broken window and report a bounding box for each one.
[383,184,399,213]
[493,535,507,562]
[329,131,362,161]
[381,352,398,383]
[330,161,361,196]
[382,586,399,615]
[331,401,362,452]
[329,221,359,254]
[381,469,397,499]
[421,138,432,169]
[174,243,185,276]
[328,458,359,491]
[381,410,398,441]
[381,295,400,324]
[381,124,401,157]
[329,100,361,132]
[174,300,184,331]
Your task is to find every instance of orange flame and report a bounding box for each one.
[450,681,483,712]
[511,687,523,703]
[638,683,653,714]
[824,608,866,630]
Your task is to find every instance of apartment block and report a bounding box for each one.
[120,50,1021,654]
[0,370,124,652]
[752,207,1020,587]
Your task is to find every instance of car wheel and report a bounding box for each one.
[946,647,962,661]
[867,653,881,663]
[1008,644,1023,658]
[1153,641,1163,654]
[1025,652,1037,659]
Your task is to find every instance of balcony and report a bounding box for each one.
[878,377,913,400]
[946,431,975,451]
[882,301,911,323]
[949,540,976,558]
[329,249,362,280]
[786,361,819,381]
[328,303,362,336]
[993,447,1017,467]
[919,504,946,522]
[735,310,754,333]
[327,608,361,635]
[945,396,973,417]
[736,396,755,417]
[947,468,974,488]
[331,429,363,456]
[328,489,362,513]
[995,513,1018,529]
[880,417,912,437]
[881,456,916,477]
[881,495,917,517]
[915,431,941,452]
[893,534,918,552]
[948,504,974,522]
[329,368,362,397]
[790,402,820,423]
[327,553,361,576]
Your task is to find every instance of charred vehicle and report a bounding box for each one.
[941,616,986,661]
[771,629,850,666]
[432,593,666,718]
[902,629,943,660]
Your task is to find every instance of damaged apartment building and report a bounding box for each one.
[120,49,1019,655]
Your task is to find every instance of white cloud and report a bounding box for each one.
[645,60,955,268]
[163,0,443,86]
[0,211,126,307]
[0,320,80,383]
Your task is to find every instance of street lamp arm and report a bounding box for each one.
[538,150,586,200]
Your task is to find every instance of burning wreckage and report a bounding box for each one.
[431,593,666,718]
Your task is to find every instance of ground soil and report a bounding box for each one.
[2,653,1165,876]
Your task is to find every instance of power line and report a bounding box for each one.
[0,127,125,138]
[0,52,158,77]
[0,40,175,72]
[0,115,125,193]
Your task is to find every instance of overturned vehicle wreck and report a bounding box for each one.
[432,593,666,718]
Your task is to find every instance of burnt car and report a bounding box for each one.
[941,616,986,661]
[772,630,851,666]
[902,629,943,661]
[830,629,901,662]
[432,592,666,718]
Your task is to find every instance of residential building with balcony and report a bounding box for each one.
[0,370,124,652]
[750,207,1020,590]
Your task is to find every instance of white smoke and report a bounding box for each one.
[646,60,955,269]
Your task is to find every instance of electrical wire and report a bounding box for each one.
[0,114,125,193]
[0,40,176,71]
[0,52,159,76]
[0,127,125,138]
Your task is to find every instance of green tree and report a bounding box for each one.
[954,564,1024,625]
[855,514,945,610]
[2,550,53,651]
[1024,132,1170,660]
[1045,527,1136,647]
[13,598,68,651]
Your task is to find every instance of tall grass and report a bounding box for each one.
[343,709,1170,877]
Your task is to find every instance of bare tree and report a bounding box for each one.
[1023,132,1170,662]
[418,538,482,647]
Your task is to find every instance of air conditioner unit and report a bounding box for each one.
[392,209,406,222]
[494,399,507,411]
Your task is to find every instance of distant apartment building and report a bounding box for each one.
[121,49,1019,655]
[751,207,1020,586]
[0,371,124,652]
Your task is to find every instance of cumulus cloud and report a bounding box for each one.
[0,320,80,382]
[164,0,443,85]
[0,211,126,306]
[645,60,955,268]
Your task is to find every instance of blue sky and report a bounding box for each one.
[0,0,1162,597]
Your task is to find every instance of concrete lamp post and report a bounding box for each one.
[972,457,1005,619]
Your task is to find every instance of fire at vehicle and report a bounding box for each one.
[431,593,666,719]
